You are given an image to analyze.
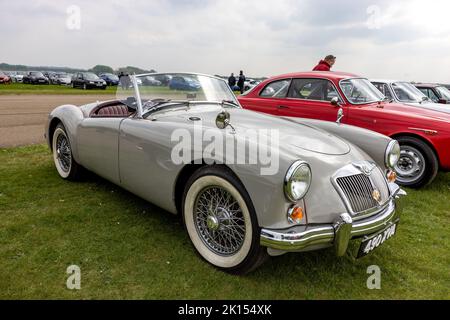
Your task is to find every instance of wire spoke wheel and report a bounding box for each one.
[183,167,267,273]
[56,133,72,173]
[52,124,81,180]
[194,186,246,256]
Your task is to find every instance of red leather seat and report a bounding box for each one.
[95,105,130,117]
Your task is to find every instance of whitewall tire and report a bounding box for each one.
[182,166,267,274]
[52,123,81,180]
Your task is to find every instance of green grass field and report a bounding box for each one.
[0,83,117,95]
[0,145,449,299]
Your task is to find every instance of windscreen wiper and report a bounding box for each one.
[221,100,240,108]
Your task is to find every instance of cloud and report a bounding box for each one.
[0,0,449,82]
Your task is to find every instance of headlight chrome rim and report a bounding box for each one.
[385,140,401,169]
[284,161,312,202]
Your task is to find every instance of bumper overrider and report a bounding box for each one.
[260,184,407,256]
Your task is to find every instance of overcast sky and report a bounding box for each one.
[1,0,450,82]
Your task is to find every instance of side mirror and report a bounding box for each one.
[216,111,231,129]
[438,99,447,104]
[331,97,341,107]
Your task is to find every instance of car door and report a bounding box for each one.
[118,118,178,213]
[78,73,85,87]
[278,78,345,122]
[241,78,291,116]
[73,73,80,87]
[76,117,124,184]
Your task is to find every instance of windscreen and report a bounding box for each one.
[340,78,385,104]
[392,82,428,103]
[116,73,238,106]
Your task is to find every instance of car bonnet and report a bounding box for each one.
[151,105,351,156]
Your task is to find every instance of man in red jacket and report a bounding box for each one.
[313,55,336,71]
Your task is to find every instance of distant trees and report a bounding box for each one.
[0,62,157,75]
[116,66,157,75]
[0,63,83,73]
[89,65,114,75]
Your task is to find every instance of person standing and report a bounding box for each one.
[312,55,336,71]
[118,71,127,89]
[237,70,246,94]
[228,73,236,88]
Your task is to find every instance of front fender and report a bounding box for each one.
[283,117,392,170]
[46,104,84,163]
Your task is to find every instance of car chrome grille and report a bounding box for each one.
[335,167,389,216]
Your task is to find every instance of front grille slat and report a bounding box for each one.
[356,175,370,211]
[361,175,375,208]
[349,175,364,212]
[340,176,355,210]
[353,175,368,212]
[336,172,387,215]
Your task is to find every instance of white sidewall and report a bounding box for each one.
[52,127,71,179]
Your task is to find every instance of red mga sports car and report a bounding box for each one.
[238,71,450,188]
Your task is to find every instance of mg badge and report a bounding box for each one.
[352,161,376,176]
[372,189,382,204]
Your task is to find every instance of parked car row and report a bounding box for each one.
[0,70,126,89]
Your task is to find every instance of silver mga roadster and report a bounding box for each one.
[45,73,406,274]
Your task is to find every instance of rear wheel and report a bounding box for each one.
[182,166,267,274]
[52,123,82,180]
[394,136,438,188]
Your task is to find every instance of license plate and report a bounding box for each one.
[357,222,398,258]
[97,83,102,86]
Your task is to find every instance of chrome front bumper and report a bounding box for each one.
[260,188,407,255]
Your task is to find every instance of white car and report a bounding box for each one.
[371,79,450,114]
[244,79,261,91]
[9,71,24,83]
[53,73,72,85]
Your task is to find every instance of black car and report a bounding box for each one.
[72,72,107,90]
[23,71,49,84]
[414,83,450,104]
[99,73,119,86]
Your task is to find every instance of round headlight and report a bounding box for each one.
[385,140,401,168]
[284,161,312,202]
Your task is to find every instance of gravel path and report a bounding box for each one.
[0,95,114,147]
